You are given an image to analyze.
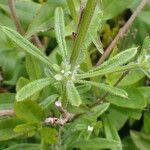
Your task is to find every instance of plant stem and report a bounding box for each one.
[8,0,24,34]
[67,0,79,24]
[70,0,97,69]
[8,0,43,48]
[0,110,15,116]
[91,71,129,107]
[96,0,148,66]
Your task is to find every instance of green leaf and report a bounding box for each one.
[0,26,53,67]
[112,105,142,120]
[102,115,122,150]
[0,93,15,110]
[78,48,138,79]
[25,54,42,80]
[90,103,110,118]
[82,9,102,51]
[66,81,82,106]
[106,88,146,109]
[0,1,40,30]
[67,0,78,24]
[14,123,36,134]
[14,100,43,123]
[70,0,98,68]
[130,131,150,150]
[122,137,139,150]
[76,84,91,94]
[78,63,138,79]
[0,117,22,141]
[16,77,53,101]
[106,70,145,87]
[54,7,68,63]
[40,94,59,110]
[16,77,30,92]
[26,0,67,38]
[76,80,128,98]
[102,0,137,20]
[138,86,150,103]
[73,138,121,149]
[143,112,150,134]
[92,35,104,54]
[93,47,137,72]
[40,127,58,144]
[0,48,23,83]
[107,106,128,131]
[4,144,40,150]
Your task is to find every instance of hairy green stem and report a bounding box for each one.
[67,0,79,24]
[70,0,97,69]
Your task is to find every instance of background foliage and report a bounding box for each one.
[0,0,150,150]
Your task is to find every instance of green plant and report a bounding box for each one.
[0,0,150,150]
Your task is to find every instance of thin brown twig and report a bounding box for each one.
[0,110,15,116]
[96,0,148,66]
[8,0,24,35]
[8,0,43,48]
[91,71,129,107]
[0,101,74,126]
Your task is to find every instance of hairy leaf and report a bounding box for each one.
[82,9,102,51]
[14,100,43,123]
[55,7,68,63]
[106,88,146,109]
[103,115,122,150]
[93,47,138,72]
[76,80,128,98]
[67,0,78,24]
[0,26,53,67]
[16,77,53,101]
[4,144,40,150]
[0,117,22,141]
[73,138,121,149]
[66,81,82,106]
[70,0,98,68]
[78,48,138,79]
[130,131,150,150]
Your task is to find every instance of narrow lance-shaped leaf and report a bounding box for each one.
[14,100,43,123]
[78,63,138,79]
[93,47,138,71]
[55,7,68,64]
[16,77,54,101]
[66,81,82,106]
[0,26,53,67]
[67,0,78,24]
[26,54,42,80]
[78,48,138,79]
[82,9,102,51]
[92,35,104,54]
[70,0,98,68]
[76,80,128,98]
[91,103,110,118]
[73,138,121,149]
[102,114,122,150]
[130,131,150,150]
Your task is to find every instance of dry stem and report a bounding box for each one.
[96,0,148,66]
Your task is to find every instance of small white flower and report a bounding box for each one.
[87,126,93,132]
[68,71,71,74]
[61,70,65,74]
[55,101,62,107]
[64,71,72,77]
[54,74,62,81]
